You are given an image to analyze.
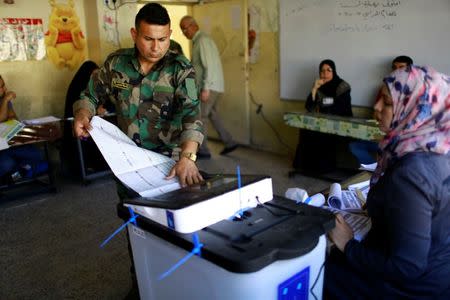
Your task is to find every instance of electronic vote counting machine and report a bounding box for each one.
[119,174,335,300]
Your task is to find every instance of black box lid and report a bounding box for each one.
[118,195,335,273]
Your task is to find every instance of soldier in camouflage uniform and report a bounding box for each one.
[73,3,204,187]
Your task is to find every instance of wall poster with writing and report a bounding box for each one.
[0,18,46,61]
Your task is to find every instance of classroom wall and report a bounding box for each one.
[95,0,135,63]
[247,0,371,156]
[247,0,301,156]
[0,0,88,120]
[0,0,190,121]
[94,0,191,64]
[0,0,365,156]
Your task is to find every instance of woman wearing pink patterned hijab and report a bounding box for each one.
[372,65,450,185]
[325,66,450,299]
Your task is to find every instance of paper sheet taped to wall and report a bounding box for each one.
[0,18,46,61]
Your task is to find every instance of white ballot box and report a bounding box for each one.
[119,195,335,300]
[124,175,273,233]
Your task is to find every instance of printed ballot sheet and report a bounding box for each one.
[359,162,377,172]
[327,183,364,212]
[326,207,371,241]
[348,180,370,204]
[325,181,372,241]
[89,116,181,197]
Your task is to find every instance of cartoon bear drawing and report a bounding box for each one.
[45,0,85,70]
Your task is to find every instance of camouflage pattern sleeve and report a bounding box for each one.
[174,56,204,146]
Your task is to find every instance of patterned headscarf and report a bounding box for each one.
[371,65,450,185]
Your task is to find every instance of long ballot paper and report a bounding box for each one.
[327,183,364,212]
[88,116,181,197]
[326,207,371,241]
[325,182,372,241]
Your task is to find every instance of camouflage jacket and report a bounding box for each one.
[74,48,204,158]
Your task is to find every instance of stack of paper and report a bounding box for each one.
[328,182,365,211]
[359,162,377,172]
[0,119,25,150]
[325,182,371,241]
[326,207,371,241]
[23,116,61,125]
[348,179,370,204]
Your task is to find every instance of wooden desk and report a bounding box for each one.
[0,122,62,196]
[9,122,62,146]
[284,112,383,141]
[320,171,372,198]
[336,171,371,190]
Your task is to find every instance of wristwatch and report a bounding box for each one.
[180,152,197,162]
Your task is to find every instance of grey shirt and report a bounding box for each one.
[191,31,224,93]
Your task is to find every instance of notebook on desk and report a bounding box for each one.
[0,119,25,150]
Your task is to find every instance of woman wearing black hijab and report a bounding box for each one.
[293,59,353,175]
[305,59,353,117]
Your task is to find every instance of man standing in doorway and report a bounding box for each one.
[180,16,238,159]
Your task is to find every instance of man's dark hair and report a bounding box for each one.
[135,3,170,29]
[392,55,414,67]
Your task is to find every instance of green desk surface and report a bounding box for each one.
[284,112,384,141]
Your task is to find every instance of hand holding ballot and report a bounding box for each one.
[285,179,371,242]
[326,182,371,241]
[87,116,183,197]
[290,180,371,242]
[328,214,354,252]
[73,114,203,188]
[73,108,92,139]
[327,182,365,212]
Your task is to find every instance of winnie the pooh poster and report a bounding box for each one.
[45,0,85,70]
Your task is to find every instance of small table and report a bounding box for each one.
[340,171,371,188]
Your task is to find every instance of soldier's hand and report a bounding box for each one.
[73,109,92,139]
[96,104,107,116]
[166,158,203,187]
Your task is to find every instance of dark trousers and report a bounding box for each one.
[324,248,379,300]
[293,130,338,175]
[0,144,43,177]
